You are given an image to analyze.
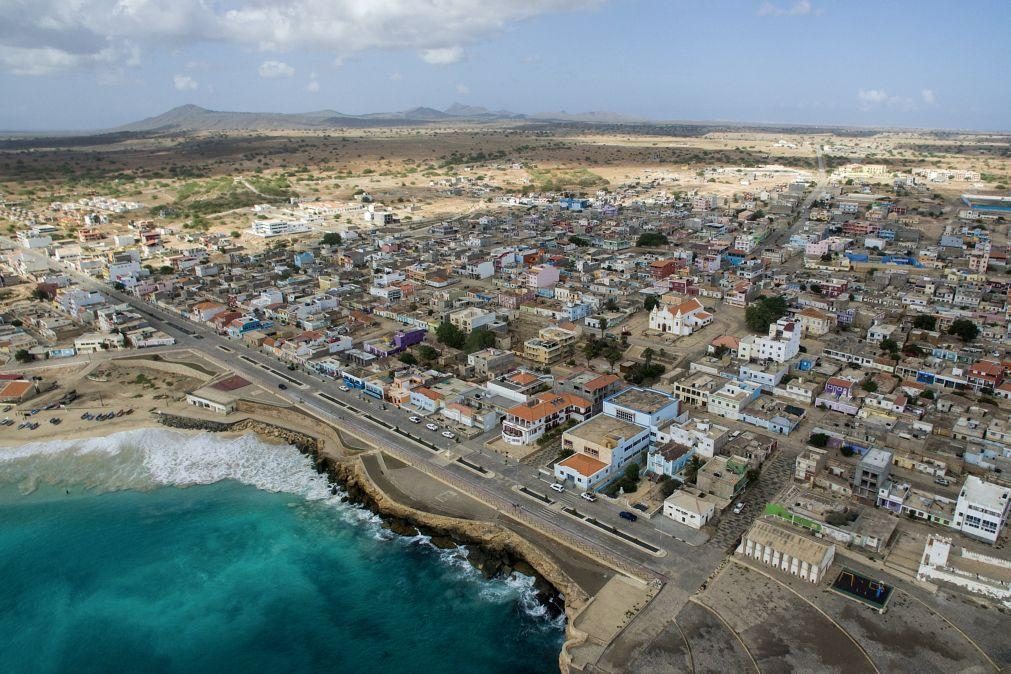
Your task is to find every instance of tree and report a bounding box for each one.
[626,361,664,385]
[159,265,174,275]
[597,316,608,338]
[604,346,622,372]
[880,338,899,355]
[659,476,679,499]
[642,347,655,365]
[398,352,418,365]
[810,283,823,295]
[30,287,48,301]
[948,319,979,342]
[903,344,924,357]
[912,314,936,331]
[417,344,440,363]
[861,380,878,393]
[435,321,466,349]
[321,232,342,246]
[230,230,241,238]
[919,389,935,400]
[644,295,660,312]
[569,235,590,247]
[13,349,31,363]
[809,432,830,448]
[636,232,669,247]
[684,456,703,485]
[464,328,496,354]
[745,295,788,333]
[624,463,640,482]
[603,297,619,312]
[712,344,730,359]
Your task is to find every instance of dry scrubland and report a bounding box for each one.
[1,122,1009,246]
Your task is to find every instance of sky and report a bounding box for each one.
[1,0,1009,132]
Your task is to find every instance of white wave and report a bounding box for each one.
[0,427,564,627]
[0,427,335,499]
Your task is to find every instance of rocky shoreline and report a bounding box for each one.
[157,412,585,633]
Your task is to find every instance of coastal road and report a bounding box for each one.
[7,239,714,581]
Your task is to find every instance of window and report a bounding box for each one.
[616,409,635,423]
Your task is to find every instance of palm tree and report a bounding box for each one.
[643,347,654,365]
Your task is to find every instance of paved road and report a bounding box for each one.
[754,144,829,255]
[6,238,717,581]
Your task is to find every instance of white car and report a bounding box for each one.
[732,502,745,515]
[339,385,350,392]
[441,431,456,439]
[425,423,439,431]
[550,483,565,493]
[408,416,421,424]
[580,492,597,502]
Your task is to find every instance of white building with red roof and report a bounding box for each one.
[649,297,714,336]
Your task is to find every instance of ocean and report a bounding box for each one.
[0,429,564,674]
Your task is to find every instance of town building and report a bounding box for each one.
[555,413,650,490]
[953,476,1011,544]
[663,490,716,529]
[737,518,836,583]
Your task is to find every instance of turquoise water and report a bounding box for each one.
[0,430,564,673]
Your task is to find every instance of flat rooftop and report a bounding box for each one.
[608,387,676,414]
[566,413,646,445]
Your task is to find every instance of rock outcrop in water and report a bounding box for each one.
[324,457,577,623]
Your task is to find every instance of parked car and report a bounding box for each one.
[934,478,950,487]
[618,511,638,522]
[425,423,439,431]
[339,386,351,392]
[441,431,456,439]
[408,416,421,424]
[580,492,597,502]
[277,383,288,390]
[733,502,745,515]
[550,483,565,493]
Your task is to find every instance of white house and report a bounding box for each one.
[663,490,716,529]
[649,297,714,336]
[954,476,1011,544]
[738,317,801,364]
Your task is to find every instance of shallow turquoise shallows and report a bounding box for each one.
[0,429,563,674]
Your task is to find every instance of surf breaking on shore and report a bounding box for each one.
[0,427,562,625]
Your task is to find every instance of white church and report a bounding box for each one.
[649,297,714,336]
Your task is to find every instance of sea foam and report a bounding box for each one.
[0,427,561,625]
[0,427,333,499]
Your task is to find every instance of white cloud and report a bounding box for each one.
[758,0,816,16]
[259,60,294,78]
[306,71,319,92]
[921,88,936,105]
[857,89,889,105]
[455,83,470,94]
[420,46,464,65]
[0,1,599,75]
[857,88,918,112]
[173,74,198,90]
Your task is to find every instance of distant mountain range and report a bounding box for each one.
[111,103,651,132]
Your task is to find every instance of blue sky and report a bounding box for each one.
[1,0,1009,131]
